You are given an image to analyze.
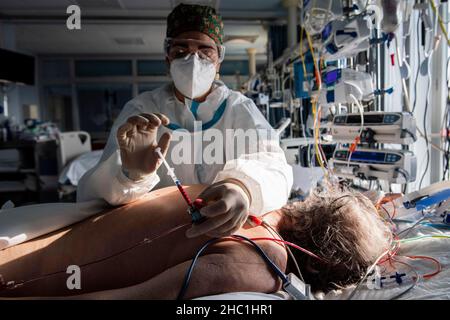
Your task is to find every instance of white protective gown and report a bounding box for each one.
[77,81,293,216]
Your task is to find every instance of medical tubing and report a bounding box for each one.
[262,222,304,281]
[249,237,327,263]
[406,255,442,279]
[420,223,450,229]
[398,235,450,243]
[388,257,420,300]
[429,0,450,46]
[347,247,392,300]
[347,93,364,168]
[177,235,289,300]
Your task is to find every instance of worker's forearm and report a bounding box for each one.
[77,151,159,205]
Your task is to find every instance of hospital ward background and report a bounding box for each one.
[0,0,450,301]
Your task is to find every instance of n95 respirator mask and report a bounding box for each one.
[170,53,217,99]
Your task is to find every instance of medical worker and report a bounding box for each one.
[77,3,293,238]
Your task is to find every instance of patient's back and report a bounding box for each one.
[0,185,285,297]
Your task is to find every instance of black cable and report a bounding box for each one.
[177,238,221,300]
[396,167,409,179]
[443,102,450,180]
[404,129,417,141]
[177,235,289,300]
[395,168,410,194]
[442,59,450,180]
[231,235,289,281]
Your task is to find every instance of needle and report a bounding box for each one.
[155,147,195,208]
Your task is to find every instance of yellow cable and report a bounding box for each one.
[305,30,322,90]
[429,0,450,46]
[303,29,330,176]
[398,235,450,243]
[313,101,327,175]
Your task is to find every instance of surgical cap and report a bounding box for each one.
[166,3,224,45]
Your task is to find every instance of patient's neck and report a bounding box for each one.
[260,209,284,231]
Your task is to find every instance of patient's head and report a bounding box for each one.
[278,187,391,293]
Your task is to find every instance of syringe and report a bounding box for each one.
[155,147,204,223]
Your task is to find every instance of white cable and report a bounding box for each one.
[346,94,365,168]
[395,33,446,153]
[347,245,392,300]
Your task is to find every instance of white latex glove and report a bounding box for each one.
[117,113,171,181]
[186,179,251,238]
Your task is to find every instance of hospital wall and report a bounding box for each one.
[1,22,264,137]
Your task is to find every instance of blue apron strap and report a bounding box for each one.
[190,100,200,120]
[201,99,227,131]
[164,99,228,132]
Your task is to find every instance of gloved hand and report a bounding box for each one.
[117,113,171,181]
[186,179,251,238]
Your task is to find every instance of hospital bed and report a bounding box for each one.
[58,150,102,186]
[55,131,102,200]
[1,181,449,300]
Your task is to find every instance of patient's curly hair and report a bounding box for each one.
[278,187,392,293]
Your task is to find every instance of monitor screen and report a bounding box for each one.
[350,151,386,163]
[346,114,385,124]
[0,48,35,85]
[324,69,340,86]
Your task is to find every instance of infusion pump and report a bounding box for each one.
[331,112,417,145]
[330,148,417,184]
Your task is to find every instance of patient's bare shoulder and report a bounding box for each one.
[205,226,288,294]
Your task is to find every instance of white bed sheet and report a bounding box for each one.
[58,150,103,186]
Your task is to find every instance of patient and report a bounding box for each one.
[0,185,391,299]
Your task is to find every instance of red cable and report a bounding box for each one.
[376,196,397,220]
[379,237,400,264]
[246,237,327,263]
[247,216,326,262]
[406,255,442,279]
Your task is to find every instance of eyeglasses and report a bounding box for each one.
[164,38,226,63]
